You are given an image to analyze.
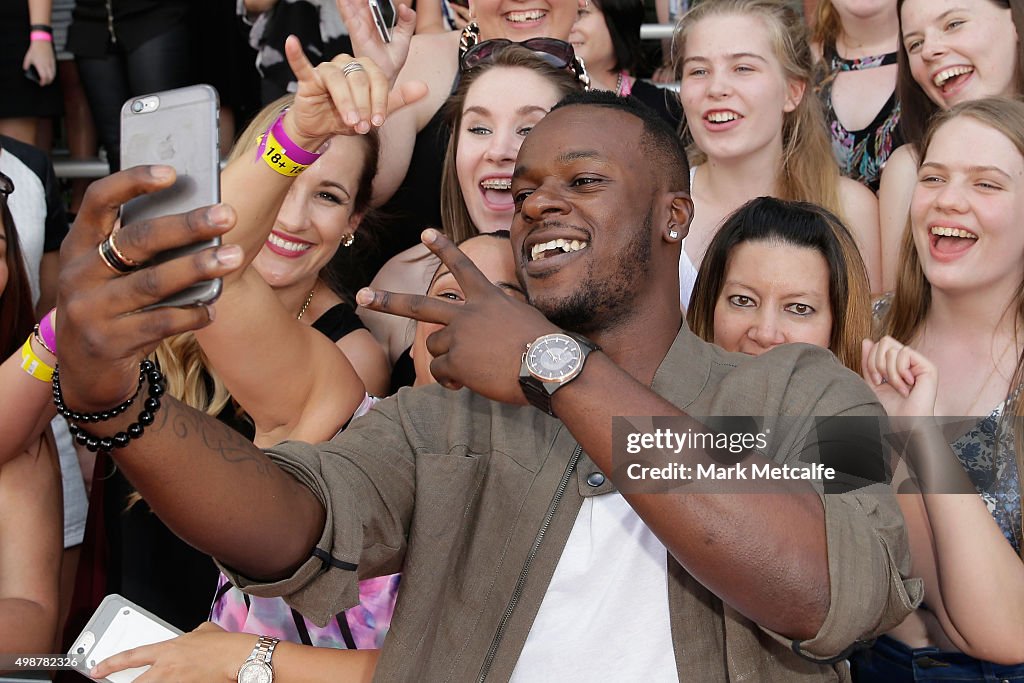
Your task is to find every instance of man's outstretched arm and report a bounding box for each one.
[56,168,326,580]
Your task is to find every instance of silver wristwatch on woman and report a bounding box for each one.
[237,635,279,683]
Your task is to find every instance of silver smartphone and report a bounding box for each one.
[369,0,394,43]
[67,593,183,683]
[120,84,222,308]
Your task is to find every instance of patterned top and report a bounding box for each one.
[210,394,401,649]
[816,43,902,192]
[951,403,1023,554]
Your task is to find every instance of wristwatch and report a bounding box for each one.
[237,635,279,683]
[519,332,600,415]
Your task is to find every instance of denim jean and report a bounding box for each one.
[851,635,1024,682]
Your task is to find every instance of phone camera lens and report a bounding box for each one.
[131,100,144,113]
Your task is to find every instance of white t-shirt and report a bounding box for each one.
[510,493,678,682]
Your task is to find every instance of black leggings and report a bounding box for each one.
[76,24,193,171]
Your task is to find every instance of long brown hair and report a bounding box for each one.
[440,44,585,242]
[674,0,844,219]
[881,97,1024,554]
[0,169,33,357]
[896,0,1024,148]
[687,196,871,371]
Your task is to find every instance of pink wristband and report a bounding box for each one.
[30,30,52,42]
[38,308,57,357]
[266,111,322,166]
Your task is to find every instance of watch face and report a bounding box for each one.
[238,661,273,683]
[526,334,582,382]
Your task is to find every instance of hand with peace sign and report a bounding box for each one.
[279,34,427,146]
[357,229,561,405]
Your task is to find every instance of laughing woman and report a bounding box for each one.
[674,0,882,307]
[877,0,1024,291]
[856,97,1024,680]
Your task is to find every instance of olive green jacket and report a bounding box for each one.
[224,327,920,682]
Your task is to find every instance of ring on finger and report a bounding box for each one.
[342,61,366,77]
[97,232,139,275]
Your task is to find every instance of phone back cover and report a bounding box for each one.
[67,593,184,683]
[120,84,220,225]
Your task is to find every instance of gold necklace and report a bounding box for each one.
[297,284,317,320]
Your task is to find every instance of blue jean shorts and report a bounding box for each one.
[850,635,1024,682]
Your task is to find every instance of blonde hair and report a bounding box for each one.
[674,0,844,218]
[881,97,1024,554]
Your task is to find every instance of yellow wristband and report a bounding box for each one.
[257,132,310,177]
[21,335,54,383]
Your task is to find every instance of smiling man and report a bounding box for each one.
[56,91,917,682]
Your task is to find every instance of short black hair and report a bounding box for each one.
[591,0,644,74]
[550,91,690,193]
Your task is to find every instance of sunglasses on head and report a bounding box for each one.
[459,38,590,88]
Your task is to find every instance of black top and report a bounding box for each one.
[67,0,191,57]
[312,301,367,341]
[389,345,417,395]
[630,80,683,131]
[372,94,453,269]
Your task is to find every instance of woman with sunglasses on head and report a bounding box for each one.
[686,196,872,373]
[0,169,62,661]
[674,0,882,310]
[877,0,1024,292]
[331,0,586,276]
[810,0,902,192]
[854,97,1024,681]
[358,44,584,383]
[569,0,681,127]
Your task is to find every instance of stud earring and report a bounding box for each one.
[342,233,356,248]
[668,229,679,240]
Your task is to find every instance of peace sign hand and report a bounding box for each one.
[279,35,427,149]
[356,230,559,404]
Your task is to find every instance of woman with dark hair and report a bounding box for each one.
[0,168,62,659]
[686,195,871,372]
[877,0,1023,291]
[569,0,681,126]
[856,96,1024,681]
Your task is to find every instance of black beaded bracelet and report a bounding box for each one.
[53,360,166,454]
[52,360,153,423]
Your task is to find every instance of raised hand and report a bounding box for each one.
[357,229,557,404]
[861,336,939,418]
[335,0,418,87]
[56,167,243,413]
[282,35,427,146]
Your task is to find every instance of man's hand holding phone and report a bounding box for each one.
[56,168,243,414]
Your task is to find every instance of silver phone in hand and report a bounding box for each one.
[120,84,222,308]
